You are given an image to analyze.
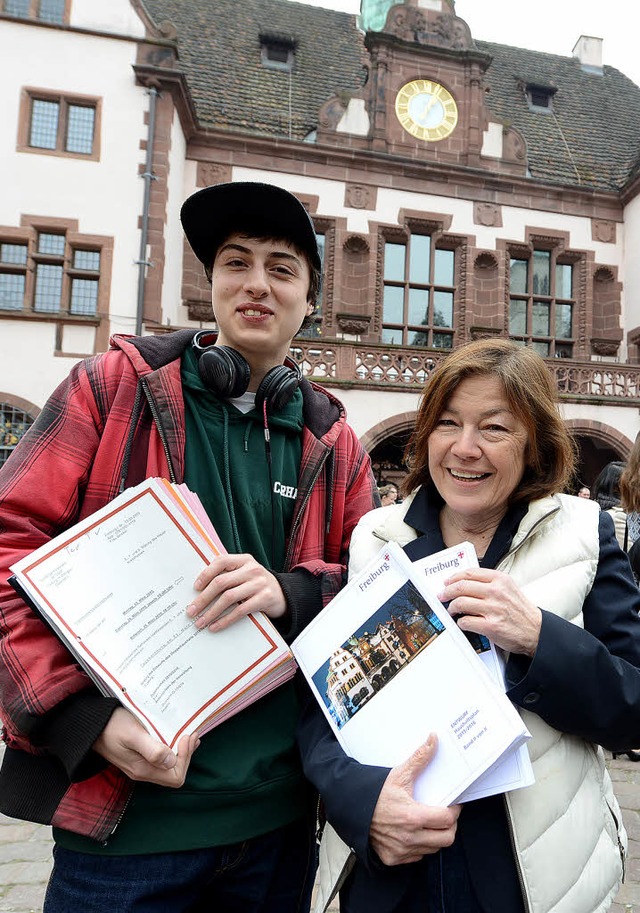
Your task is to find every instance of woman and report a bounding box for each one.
[299,339,640,913]
[591,460,628,549]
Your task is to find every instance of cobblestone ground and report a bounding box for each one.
[0,742,637,912]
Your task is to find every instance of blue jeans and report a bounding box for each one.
[44,818,316,913]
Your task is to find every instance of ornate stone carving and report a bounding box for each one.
[503,127,527,163]
[318,96,347,131]
[187,300,215,322]
[343,234,370,254]
[345,184,375,210]
[336,313,372,336]
[591,338,621,357]
[386,7,471,49]
[197,162,232,188]
[592,220,617,243]
[470,326,503,340]
[473,203,502,228]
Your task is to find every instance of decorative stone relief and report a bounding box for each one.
[591,338,620,357]
[502,127,527,163]
[345,184,376,210]
[318,96,347,131]
[197,163,232,187]
[386,7,472,49]
[473,203,502,228]
[336,313,372,336]
[592,220,617,244]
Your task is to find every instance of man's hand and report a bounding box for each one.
[369,734,461,866]
[186,553,287,632]
[93,707,199,787]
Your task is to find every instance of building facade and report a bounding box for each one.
[3,0,640,484]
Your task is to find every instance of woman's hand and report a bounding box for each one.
[186,553,287,632]
[369,734,461,866]
[438,567,542,657]
[93,707,199,786]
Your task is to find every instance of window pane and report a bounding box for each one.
[0,404,34,468]
[30,99,59,149]
[434,249,454,286]
[532,250,550,296]
[0,243,28,265]
[70,278,98,316]
[408,329,429,347]
[407,288,428,326]
[408,235,430,284]
[34,264,63,312]
[5,0,29,16]
[73,249,100,271]
[532,300,550,336]
[555,343,573,358]
[38,233,65,256]
[510,258,528,295]
[381,327,402,345]
[38,0,65,23]
[0,273,25,310]
[66,105,95,154]
[509,298,527,335]
[556,263,573,299]
[432,333,453,350]
[383,285,404,324]
[556,303,572,339]
[532,341,549,357]
[433,290,453,327]
[384,243,405,282]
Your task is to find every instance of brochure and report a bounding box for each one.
[411,543,534,800]
[9,478,296,749]
[292,541,530,807]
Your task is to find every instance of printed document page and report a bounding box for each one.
[10,478,294,748]
[292,541,530,808]
[412,544,534,799]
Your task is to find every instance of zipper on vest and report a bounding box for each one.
[140,377,177,484]
[503,793,532,912]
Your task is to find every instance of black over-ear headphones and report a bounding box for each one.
[191,331,302,413]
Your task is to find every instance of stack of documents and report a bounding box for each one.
[292,541,532,807]
[9,478,296,749]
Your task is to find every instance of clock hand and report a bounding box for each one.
[419,95,438,122]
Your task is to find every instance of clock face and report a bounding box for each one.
[395,79,458,142]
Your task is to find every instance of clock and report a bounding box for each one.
[395,79,458,142]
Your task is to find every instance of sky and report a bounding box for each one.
[290,0,640,88]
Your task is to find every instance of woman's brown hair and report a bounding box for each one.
[620,432,640,512]
[402,338,576,504]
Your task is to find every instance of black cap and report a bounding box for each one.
[180,182,321,272]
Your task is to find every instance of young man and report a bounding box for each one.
[0,182,379,912]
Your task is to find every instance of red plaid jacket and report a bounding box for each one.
[0,330,378,841]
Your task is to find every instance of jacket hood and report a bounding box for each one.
[109,331,345,442]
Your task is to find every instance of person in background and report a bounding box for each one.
[591,461,628,550]
[378,483,399,507]
[578,485,591,499]
[0,182,379,913]
[300,338,640,913]
[621,431,640,547]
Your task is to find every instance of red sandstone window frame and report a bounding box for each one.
[0,216,112,323]
[0,0,70,24]
[17,87,102,161]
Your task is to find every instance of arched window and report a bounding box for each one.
[0,403,34,468]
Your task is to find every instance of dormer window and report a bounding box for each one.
[526,84,556,113]
[260,36,295,72]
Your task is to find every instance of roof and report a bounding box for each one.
[141,0,640,192]
[141,0,366,140]
[476,40,640,191]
